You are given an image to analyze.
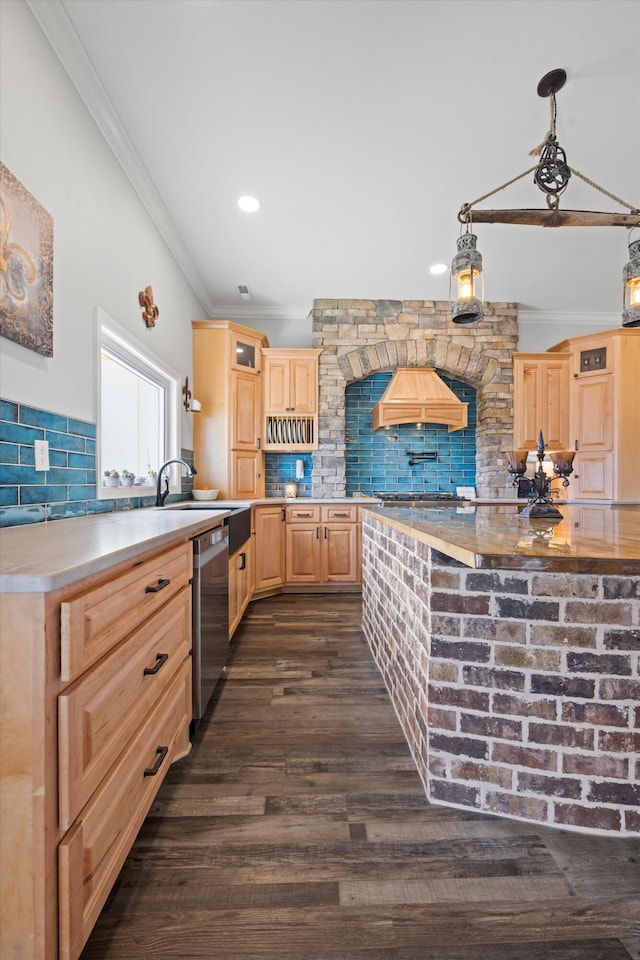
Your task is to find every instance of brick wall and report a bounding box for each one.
[311,299,518,499]
[361,511,640,835]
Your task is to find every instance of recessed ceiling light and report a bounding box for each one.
[238,195,260,213]
[429,263,448,275]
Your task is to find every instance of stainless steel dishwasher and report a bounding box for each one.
[191,524,230,725]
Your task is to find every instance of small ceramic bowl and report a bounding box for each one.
[192,488,219,501]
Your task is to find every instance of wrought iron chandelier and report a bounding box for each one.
[450,68,640,326]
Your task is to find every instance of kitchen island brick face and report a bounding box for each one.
[361,513,640,835]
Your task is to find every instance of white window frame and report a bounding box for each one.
[96,307,181,500]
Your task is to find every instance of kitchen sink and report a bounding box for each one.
[163,503,251,553]
[164,503,239,511]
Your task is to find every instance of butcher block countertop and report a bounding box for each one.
[362,502,640,574]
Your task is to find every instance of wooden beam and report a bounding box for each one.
[462,208,640,227]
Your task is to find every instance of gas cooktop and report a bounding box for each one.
[372,491,469,502]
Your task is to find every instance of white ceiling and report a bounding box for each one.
[28,0,640,328]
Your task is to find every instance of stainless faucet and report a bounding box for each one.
[155,458,197,507]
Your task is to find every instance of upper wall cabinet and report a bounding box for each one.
[513,352,571,450]
[262,348,322,451]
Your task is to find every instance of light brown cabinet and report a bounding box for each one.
[262,348,321,450]
[285,504,360,586]
[549,328,640,500]
[512,352,570,450]
[193,320,269,498]
[262,349,320,414]
[0,539,193,960]
[229,536,252,638]
[253,503,286,596]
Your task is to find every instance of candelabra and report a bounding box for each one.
[507,430,575,521]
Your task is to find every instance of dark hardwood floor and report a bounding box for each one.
[82,593,640,960]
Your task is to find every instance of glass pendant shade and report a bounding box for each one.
[623,237,640,328]
[451,233,484,324]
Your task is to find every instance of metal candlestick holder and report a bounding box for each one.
[507,430,575,522]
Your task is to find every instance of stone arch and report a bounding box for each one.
[311,299,518,498]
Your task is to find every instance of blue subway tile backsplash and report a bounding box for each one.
[1,373,477,523]
[0,398,193,527]
[264,453,312,498]
[344,372,477,496]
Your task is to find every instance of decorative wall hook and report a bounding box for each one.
[183,377,192,411]
[182,376,201,412]
[138,285,159,328]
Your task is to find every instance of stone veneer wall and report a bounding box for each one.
[361,512,640,835]
[311,299,518,499]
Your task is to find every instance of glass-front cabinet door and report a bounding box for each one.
[230,330,263,374]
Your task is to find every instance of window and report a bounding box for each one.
[97,308,180,498]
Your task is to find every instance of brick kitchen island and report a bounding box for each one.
[361,503,640,835]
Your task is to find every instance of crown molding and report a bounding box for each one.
[208,304,312,322]
[25,0,214,315]
[518,310,622,328]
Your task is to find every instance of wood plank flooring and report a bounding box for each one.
[81,593,640,960]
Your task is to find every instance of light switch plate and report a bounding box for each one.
[34,439,50,471]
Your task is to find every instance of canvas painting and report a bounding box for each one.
[0,163,53,357]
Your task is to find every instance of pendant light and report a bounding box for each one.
[623,235,640,328]
[453,69,639,325]
[450,228,484,324]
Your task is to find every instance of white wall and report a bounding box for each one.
[0,1,205,450]
[517,312,622,352]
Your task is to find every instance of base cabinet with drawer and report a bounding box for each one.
[0,538,193,960]
[285,504,360,586]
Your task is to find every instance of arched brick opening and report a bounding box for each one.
[310,299,518,498]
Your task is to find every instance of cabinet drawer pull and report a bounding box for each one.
[143,745,169,777]
[143,652,169,676]
[333,512,349,517]
[146,577,171,594]
[297,511,312,516]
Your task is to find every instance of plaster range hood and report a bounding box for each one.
[371,367,468,432]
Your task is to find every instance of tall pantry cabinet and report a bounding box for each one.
[513,328,640,501]
[549,328,640,500]
[192,320,269,499]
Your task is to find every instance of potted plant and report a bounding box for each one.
[120,469,135,486]
[103,469,120,487]
[145,457,158,486]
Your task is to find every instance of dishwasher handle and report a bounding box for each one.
[193,537,229,570]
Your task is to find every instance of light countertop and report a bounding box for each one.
[0,497,373,593]
[0,506,239,593]
[362,502,640,573]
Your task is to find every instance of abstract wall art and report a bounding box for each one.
[0,163,54,357]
